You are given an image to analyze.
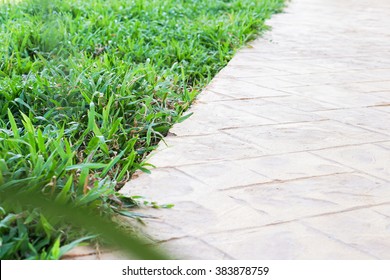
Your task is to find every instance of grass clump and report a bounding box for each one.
[0,0,284,259]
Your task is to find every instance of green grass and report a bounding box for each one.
[0,0,284,259]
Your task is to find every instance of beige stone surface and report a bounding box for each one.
[223,173,389,222]
[312,144,390,182]
[377,141,390,150]
[223,121,387,154]
[147,133,269,167]
[300,207,390,259]
[115,0,390,259]
[169,102,276,136]
[314,108,390,135]
[284,85,387,108]
[201,222,375,259]
[158,237,233,260]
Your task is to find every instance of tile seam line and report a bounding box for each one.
[275,93,388,110]
[220,119,390,151]
[225,69,333,76]
[275,86,384,97]
[308,151,390,184]
[297,221,380,260]
[208,80,299,96]
[372,210,390,219]
[196,201,390,237]
[154,236,191,245]
[330,119,390,138]
[309,104,390,113]
[218,171,357,192]
[232,77,302,89]
[364,90,390,94]
[154,236,236,260]
[368,104,390,108]
[374,142,390,151]
[62,249,119,260]
[267,88,382,108]
[370,107,390,115]
[201,102,279,123]
[197,237,236,260]
[230,54,379,61]
[218,100,328,122]
[172,119,329,138]
[171,166,212,187]
[219,119,329,133]
[197,94,291,103]
[281,78,390,89]
[234,139,390,159]
[143,139,390,170]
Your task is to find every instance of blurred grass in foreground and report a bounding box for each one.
[1,187,169,259]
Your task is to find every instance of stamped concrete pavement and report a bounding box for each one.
[119,0,390,259]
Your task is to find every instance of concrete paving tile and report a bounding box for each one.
[169,102,275,136]
[224,173,390,222]
[121,167,208,202]
[217,65,290,78]
[287,58,389,71]
[261,95,339,112]
[122,216,188,243]
[346,81,390,93]
[128,194,273,236]
[279,72,377,86]
[224,120,387,154]
[372,103,390,114]
[373,106,390,114]
[145,133,269,167]
[367,91,390,113]
[208,77,291,99]
[202,222,373,259]
[376,141,390,150]
[178,161,270,190]
[221,98,324,124]
[195,88,236,103]
[136,201,219,234]
[301,207,390,259]
[159,237,232,260]
[236,76,305,88]
[234,49,316,60]
[122,167,277,234]
[373,204,390,217]
[284,85,386,108]
[315,107,390,135]
[236,152,351,181]
[231,58,335,75]
[312,144,390,182]
[356,69,390,81]
[368,91,390,101]
[322,57,390,71]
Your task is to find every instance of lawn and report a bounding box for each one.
[0,0,284,259]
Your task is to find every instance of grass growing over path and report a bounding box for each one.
[0,0,284,259]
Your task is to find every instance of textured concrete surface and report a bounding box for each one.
[70,0,390,259]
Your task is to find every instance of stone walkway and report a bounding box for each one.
[120,0,390,259]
